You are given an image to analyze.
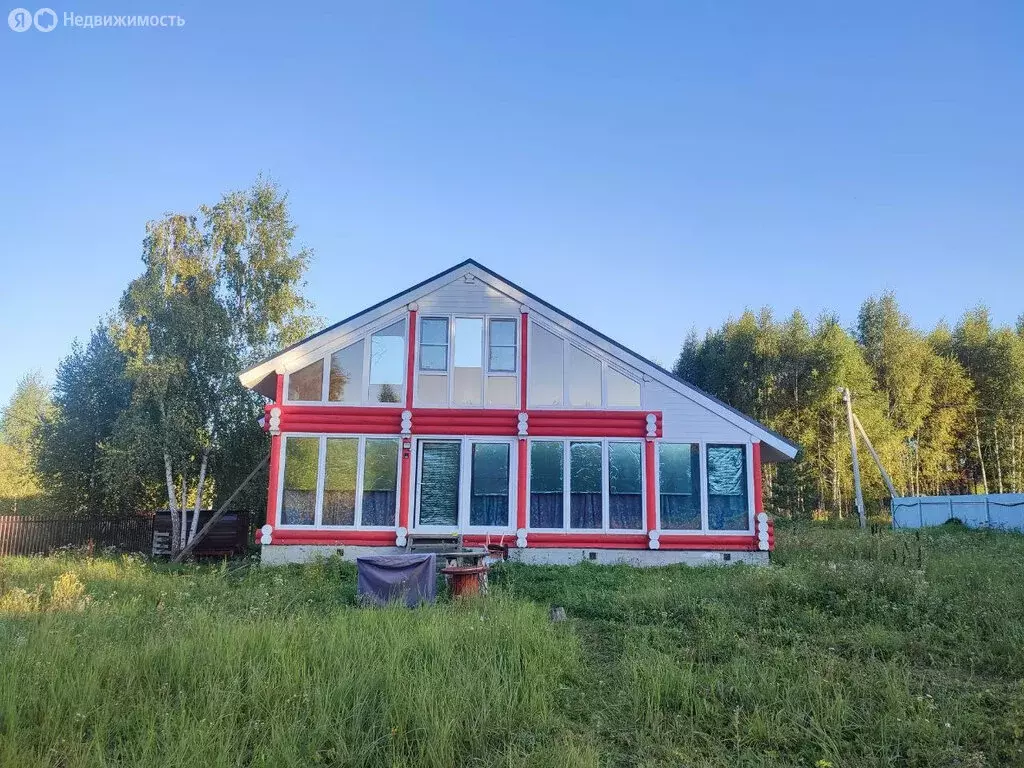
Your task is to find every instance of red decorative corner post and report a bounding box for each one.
[265,373,284,530]
[515,310,529,543]
[752,441,764,514]
[644,439,657,535]
[398,307,418,534]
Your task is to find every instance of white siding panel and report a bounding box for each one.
[644,380,752,442]
[417,278,521,316]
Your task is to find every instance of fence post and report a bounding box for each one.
[985,495,991,527]
[947,497,954,523]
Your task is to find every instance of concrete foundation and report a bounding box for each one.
[260,544,767,567]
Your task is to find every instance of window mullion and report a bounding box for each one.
[699,441,709,532]
[314,436,327,528]
[354,437,366,527]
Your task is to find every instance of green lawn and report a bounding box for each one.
[2,525,1024,767]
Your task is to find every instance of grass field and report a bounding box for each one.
[2,525,1024,767]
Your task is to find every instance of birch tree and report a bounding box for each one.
[109,179,313,557]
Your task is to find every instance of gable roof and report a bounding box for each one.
[240,259,799,461]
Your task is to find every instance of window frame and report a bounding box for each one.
[654,440,755,534]
[411,435,518,533]
[525,437,646,533]
[413,313,520,409]
[282,315,409,408]
[417,317,451,373]
[527,319,644,410]
[275,433,402,530]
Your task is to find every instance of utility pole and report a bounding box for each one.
[840,387,866,528]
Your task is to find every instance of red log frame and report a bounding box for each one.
[644,439,657,533]
[257,311,766,554]
[266,374,284,527]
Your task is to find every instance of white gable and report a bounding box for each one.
[239,261,798,461]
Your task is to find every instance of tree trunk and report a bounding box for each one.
[994,423,1004,494]
[163,450,181,557]
[179,475,189,551]
[188,447,209,545]
[974,412,989,494]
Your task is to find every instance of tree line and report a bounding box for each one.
[676,298,1024,519]
[0,179,315,555]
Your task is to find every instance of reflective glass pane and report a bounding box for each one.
[708,445,748,530]
[530,441,563,528]
[417,374,449,406]
[322,438,357,526]
[287,359,323,401]
[529,326,563,406]
[420,345,448,372]
[660,443,701,529]
[490,319,516,346]
[486,376,516,407]
[489,346,516,372]
[328,341,363,403]
[568,346,602,407]
[606,367,641,407]
[369,320,405,403]
[420,318,449,345]
[418,442,460,526]
[453,318,483,406]
[362,439,398,526]
[470,443,510,526]
[454,318,483,366]
[609,442,642,530]
[281,437,319,525]
[570,442,602,529]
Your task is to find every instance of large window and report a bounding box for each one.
[528,324,643,409]
[528,439,643,531]
[368,321,406,403]
[707,444,749,530]
[659,443,701,530]
[453,318,484,406]
[417,315,519,407]
[281,437,319,524]
[278,435,400,527]
[470,443,510,527]
[288,359,324,402]
[529,441,563,528]
[569,442,602,528]
[608,441,643,529]
[328,341,363,403]
[529,326,564,406]
[286,318,407,405]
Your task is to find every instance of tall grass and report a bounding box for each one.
[4,525,1024,766]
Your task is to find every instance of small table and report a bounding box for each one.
[439,548,490,595]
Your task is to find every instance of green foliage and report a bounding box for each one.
[676,295,1024,519]
[0,372,51,513]
[101,178,314,545]
[4,528,1024,765]
[35,326,136,516]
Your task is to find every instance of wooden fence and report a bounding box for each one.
[0,515,155,557]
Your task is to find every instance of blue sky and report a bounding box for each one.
[1,1,1022,404]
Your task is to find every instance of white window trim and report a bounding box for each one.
[524,437,646,533]
[410,435,518,533]
[276,433,402,530]
[655,440,705,534]
[487,317,518,374]
[283,315,409,408]
[413,313,519,409]
[527,319,643,410]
